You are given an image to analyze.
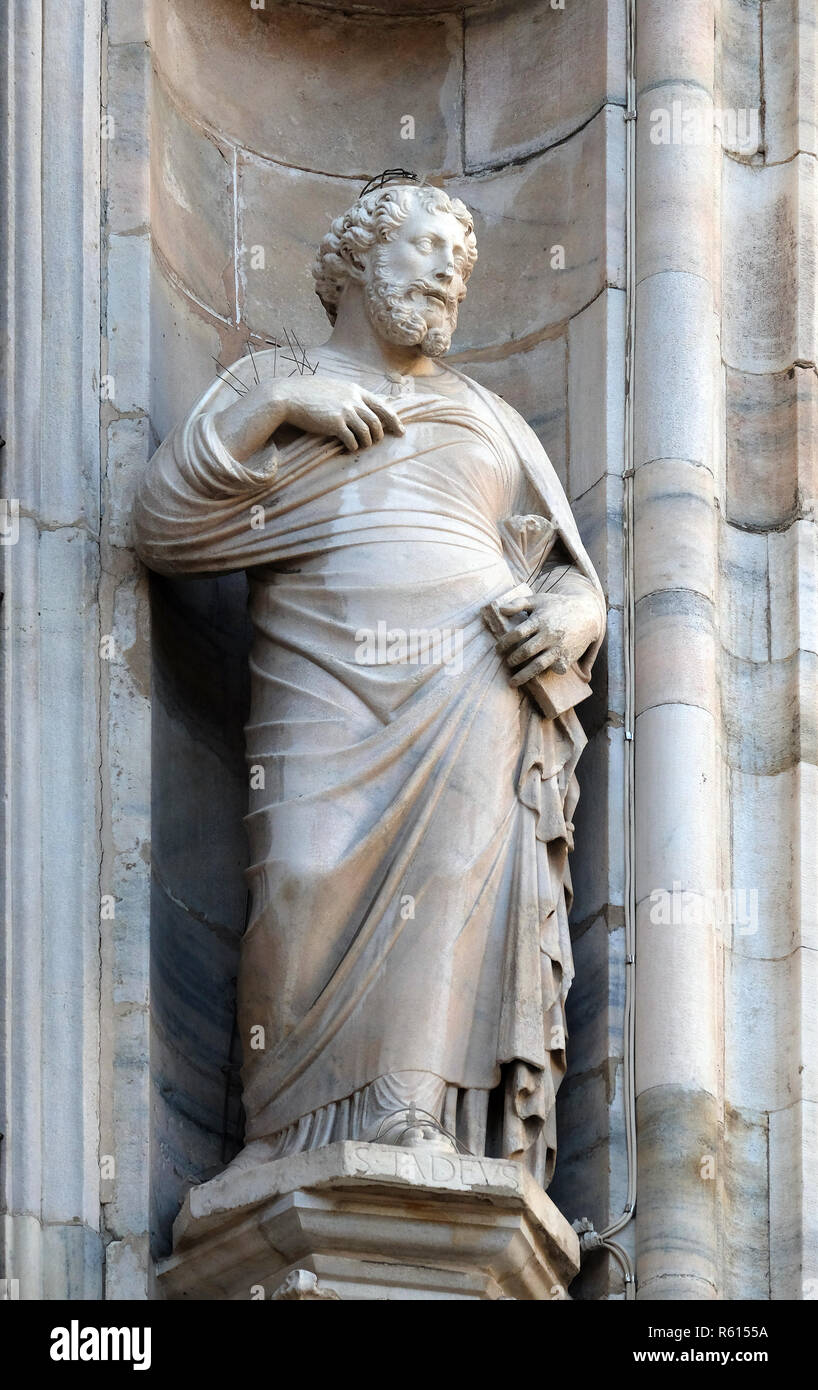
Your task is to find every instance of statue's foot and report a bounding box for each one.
[397,1123,458,1155]
[376,1108,458,1155]
[217,1137,282,1178]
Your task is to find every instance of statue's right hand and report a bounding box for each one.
[214,372,406,465]
[276,378,405,453]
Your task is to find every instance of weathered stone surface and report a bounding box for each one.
[726,947,817,1113]
[148,567,250,1257]
[769,520,818,660]
[761,0,818,165]
[721,524,769,662]
[635,898,720,1096]
[636,86,720,287]
[600,601,626,720]
[726,366,817,529]
[107,235,151,418]
[723,649,818,773]
[769,1099,818,1299]
[105,43,149,236]
[105,417,152,552]
[723,1105,770,1302]
[550,1053,633,1301]
[152,0,462,175]
[239,160,359,346]
[151,80,234,319]
[636,0,716,99]
[41,1225,104,1302]
[105,1237,149,1301]
[150,1064,233,1262]
[634,458,717,603]
[570,725,626,924]
[634,272,717,470]
[565,916,626,1078]
[571,473,624,610]
[551,1066,622,1216]
[150,262,224,440]
[151,576,250,914]
[103,1001,150,1225]
[158,1143,580,1301]
[635,1086,720,1301]
[567,289,626,500]
[107,0,147,46]
[722,155,817,375]
[635,703,719,904]
[33,529,102,1227]
[635,589,718,719]
[719,0,763,157]
[3,0,108,1300]
[449,106,626,352]
[464,0,626,169]
[729,766,812,961]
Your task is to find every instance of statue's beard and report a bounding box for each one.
[364,261,460,358]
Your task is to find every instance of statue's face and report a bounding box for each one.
[363,198,472,358]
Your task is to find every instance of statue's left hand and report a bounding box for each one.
[495,589,603,687]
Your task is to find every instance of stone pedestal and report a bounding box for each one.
[157,1142,580,1301]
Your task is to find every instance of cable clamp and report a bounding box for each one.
[572,1217,605,1254]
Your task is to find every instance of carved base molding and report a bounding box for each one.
[157,1141,580,1301]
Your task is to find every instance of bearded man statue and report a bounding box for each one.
[134,173,605,1190]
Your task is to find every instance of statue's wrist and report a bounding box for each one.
[214,390,287,463]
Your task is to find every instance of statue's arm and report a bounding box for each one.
[491,541,605,717]
[535,546,607,653]
[213,369,405,461]
[133,353,405,575]
[130,361,272,575]
[493,493,606,693]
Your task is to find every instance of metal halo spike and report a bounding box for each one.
[358,168,421,199]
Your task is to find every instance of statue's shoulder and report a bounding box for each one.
[223,341,322,385]
[447,365,533,434]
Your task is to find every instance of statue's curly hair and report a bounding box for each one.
[312,183,478,324]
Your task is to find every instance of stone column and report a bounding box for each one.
[633,0,724,1300]
[0,0,104,1298]
[719,0,818,1301]
[98,0,153,1299]
[633,0,818,1301]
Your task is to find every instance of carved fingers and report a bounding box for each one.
[496,590,602,685]
[338,391,405,452]
[496,607,569,683]
[282,380,405,452]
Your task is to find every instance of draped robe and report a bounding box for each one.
[133,348,605,1188]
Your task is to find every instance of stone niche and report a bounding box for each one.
[147,0,625,1292]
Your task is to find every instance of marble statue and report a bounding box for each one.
[134,173,605,1189]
